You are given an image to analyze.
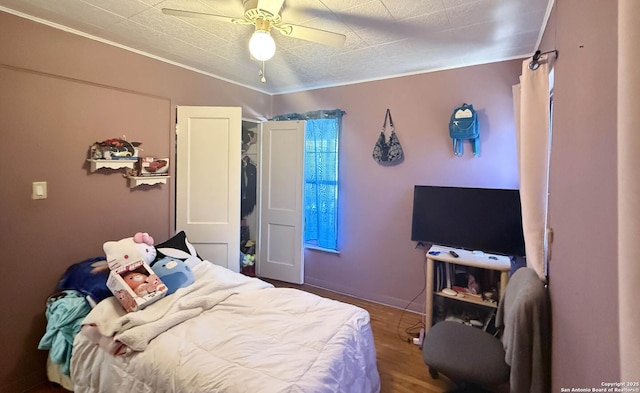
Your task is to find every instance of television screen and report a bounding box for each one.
[411,185,526,257]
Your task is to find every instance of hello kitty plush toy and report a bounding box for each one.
[103,232,156,270]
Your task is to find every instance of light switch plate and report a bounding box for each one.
[32,181,47,199]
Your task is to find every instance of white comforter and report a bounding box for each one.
[71,262,380,393]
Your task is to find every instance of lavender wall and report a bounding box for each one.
[543,1,621,388]
[272,61,522,311]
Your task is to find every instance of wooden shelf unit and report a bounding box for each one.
[424,245,511,334]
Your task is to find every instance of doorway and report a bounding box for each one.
[239,119,306,284]
[240,120,259,276]
[175,109,304,282]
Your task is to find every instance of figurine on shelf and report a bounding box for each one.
[89,136,141,160]
[136,157,170,176]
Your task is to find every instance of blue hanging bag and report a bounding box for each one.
[449,103,479,156]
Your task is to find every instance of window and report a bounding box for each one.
[272,110,344,251]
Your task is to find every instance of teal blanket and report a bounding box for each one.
[38,290,91,375]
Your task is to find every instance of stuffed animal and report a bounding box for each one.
[113,288,137,312]
[103,232,156,270]
[150,257,194,295]
[146,274,163,292]
[121,271,165,297]
[155,231,203,268]
[122,271,152,296]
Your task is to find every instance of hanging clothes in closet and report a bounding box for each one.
[241,156,257,219]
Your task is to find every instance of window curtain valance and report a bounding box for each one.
[271,109,345,121]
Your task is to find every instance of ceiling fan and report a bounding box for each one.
[162,0,347,62]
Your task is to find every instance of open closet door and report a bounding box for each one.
[257,120,305,284]
[176,106,241,272]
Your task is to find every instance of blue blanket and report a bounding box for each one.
[57,256,111,304]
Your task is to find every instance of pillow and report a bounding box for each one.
[154,231,203,268]
[56,257,112,304]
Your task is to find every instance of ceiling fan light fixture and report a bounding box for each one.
[249,29,276,61]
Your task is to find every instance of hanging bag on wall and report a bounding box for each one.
[449,103,480,156]
[372,108,404,164]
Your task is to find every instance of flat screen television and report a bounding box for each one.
[411,185,526,257]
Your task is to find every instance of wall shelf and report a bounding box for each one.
[128,176,169,188]
[87,159,136,172]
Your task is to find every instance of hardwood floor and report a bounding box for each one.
[264,280,456,393]
[27,280,455,393]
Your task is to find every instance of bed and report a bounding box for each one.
[42,235,380,393]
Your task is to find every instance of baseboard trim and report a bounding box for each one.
[304,276,425,314]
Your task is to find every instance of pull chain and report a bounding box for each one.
[259,61,266,83]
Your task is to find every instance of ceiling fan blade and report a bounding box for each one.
[256,0,285,17]
[277,24,346,48]
[161,8,240,24]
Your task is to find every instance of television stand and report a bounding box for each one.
[423,245,511,336]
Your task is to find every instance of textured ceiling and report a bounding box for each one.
[0,0,552,94]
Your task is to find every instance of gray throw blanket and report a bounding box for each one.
[496,267,551,393]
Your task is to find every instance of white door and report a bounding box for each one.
[176,106,241,272]
[257,120,305,284]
